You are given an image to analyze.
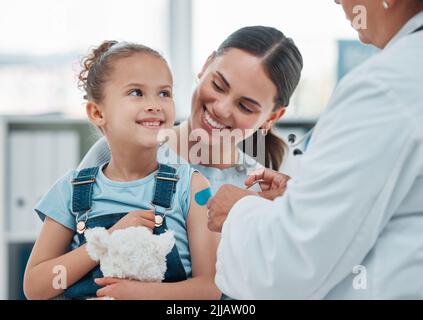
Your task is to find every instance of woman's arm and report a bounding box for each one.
[23,217,98,300]
[96,172,221,300]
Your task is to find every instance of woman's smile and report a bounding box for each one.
[201,105,231,132]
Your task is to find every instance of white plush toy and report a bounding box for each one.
[85,226,175,282]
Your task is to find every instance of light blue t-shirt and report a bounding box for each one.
[35,162,197,277]
[78,137,262,194]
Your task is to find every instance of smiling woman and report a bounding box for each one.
[189,26,303,170]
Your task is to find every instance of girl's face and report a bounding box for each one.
[190,48,285,146]
[95,53,175,149]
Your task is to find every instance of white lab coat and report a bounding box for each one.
[215,12,423,299]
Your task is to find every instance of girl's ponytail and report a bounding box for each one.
[78,40,118,101]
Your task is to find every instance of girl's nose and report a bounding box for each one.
[145,105,162,113]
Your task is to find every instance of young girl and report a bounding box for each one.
[23,41,221,300]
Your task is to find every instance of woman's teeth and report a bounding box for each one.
[204,109,227,130]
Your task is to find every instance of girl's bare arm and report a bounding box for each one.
[23,217,97,300]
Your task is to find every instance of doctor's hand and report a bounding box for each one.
[206,184,257,233]
[245,168,290,201]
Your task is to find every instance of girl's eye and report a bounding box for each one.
[239,103,253,114]
[159,90,172,98]
[212,81,224,92]
[129,89,143,97]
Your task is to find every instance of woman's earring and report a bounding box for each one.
[260,128,268,136]
[383,1,389,9]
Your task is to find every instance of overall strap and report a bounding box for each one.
[71,167,99,213]
[151,164,187,281]
[152,164,179,209]
[154,216,188,282]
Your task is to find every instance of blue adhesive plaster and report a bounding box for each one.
[194,187,212,206]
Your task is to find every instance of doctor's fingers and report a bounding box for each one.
[259,186,287,201]
[206,194,218,210]
[245,168,287,188]
[244,168,265,186]
[270,173,290,190]
[207,212,224,233]
[247,172,289,191]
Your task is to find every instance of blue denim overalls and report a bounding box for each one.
[63,164,187,299]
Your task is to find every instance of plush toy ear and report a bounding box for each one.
[156,231,175,256]
[85,227,110,261]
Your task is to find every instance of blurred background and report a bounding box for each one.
[0,0,378,119]
[0,0,378,299]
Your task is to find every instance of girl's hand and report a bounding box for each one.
[95,277,145,300]
[108,210,156,234]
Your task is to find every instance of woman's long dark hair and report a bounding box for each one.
[216,26,303,170]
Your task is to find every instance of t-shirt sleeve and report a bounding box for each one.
[34,170,78,231]
[178,165,202,221]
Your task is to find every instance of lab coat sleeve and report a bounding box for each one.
[215,74,418,299]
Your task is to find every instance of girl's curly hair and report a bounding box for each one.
[78,40,167,102]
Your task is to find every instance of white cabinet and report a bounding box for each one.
[7,130,80,236]
[0,115,97,299]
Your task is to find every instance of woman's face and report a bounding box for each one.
[335,0,385,47]
[189,48,285,146]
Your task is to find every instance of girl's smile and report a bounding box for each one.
[135,117,165,130]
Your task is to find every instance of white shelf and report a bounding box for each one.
[0,114,87,125]
[0,115,93,299]
[7,233,39,243]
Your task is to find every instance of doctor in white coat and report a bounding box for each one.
[207,0,423,299]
